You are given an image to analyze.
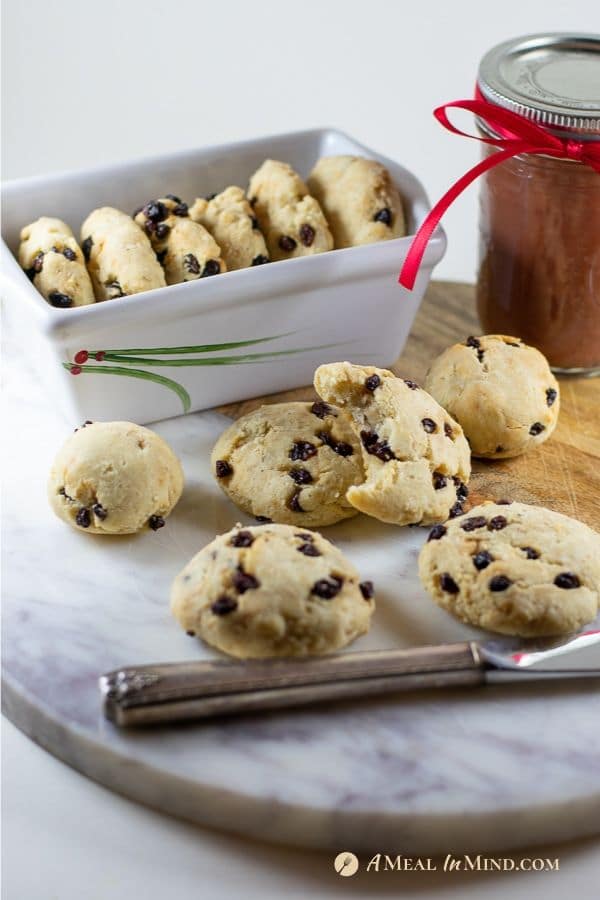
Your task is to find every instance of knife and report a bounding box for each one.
[100,629,600,727]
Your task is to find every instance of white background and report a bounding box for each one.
[2,0,596,283]
[2,1,599,897]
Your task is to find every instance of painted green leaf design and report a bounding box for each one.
[87,334,293,356]
[98,343,340,367]
[65,338,346,414]
[63,364,191,412]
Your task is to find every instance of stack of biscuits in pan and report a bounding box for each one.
[18,156,406,309]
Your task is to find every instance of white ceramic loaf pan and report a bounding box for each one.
[1,128,446,424]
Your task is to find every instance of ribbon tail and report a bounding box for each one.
[398,145,524,290]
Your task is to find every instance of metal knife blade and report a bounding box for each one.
[480,628,600,680]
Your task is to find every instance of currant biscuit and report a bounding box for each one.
[189,186,269,270]
[171,522,375,658]
[314,362,471,526]
[48,421,183,535]
[247,159,333,261]
[211,401,364,527]
[19,217,95,308]
[80,207,166,300]
[419,501,600,636]
[307,155,406,247]
[424,335,560,458]
[134,196,226,284]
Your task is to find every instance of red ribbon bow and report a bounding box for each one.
[399,92,600,290]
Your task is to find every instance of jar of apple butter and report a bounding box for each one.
[476,34,600,375]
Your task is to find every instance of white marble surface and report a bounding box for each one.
[5,718,600,900]
[2,318,600,855]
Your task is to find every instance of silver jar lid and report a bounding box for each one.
[478,33,600,138]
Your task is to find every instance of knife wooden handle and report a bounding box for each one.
[101,641,485,726]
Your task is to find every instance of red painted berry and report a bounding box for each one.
[70,365,82,375]
[95,351,106,361]
[74,350,89,364]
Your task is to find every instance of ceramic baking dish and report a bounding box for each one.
[0,128,446,424]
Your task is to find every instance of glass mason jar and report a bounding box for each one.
[475,34,600,375]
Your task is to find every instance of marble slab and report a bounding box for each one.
[2,321,600,854]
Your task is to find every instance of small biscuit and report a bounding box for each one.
[314,362,471,526]
[171,522,375,658]
[189,186,269,270]
[80,207,166,300]
[211,401,364,527]
[308,155,406,247]
[48,421,183,534]
[247,159,333,261]
[134,197,226,284]
[419,501,600,636]
[424,335,560,458]
[19,217,95,308]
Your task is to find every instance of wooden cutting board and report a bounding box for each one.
[220,280,600,530]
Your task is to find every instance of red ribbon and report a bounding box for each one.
[398,92,600,290]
